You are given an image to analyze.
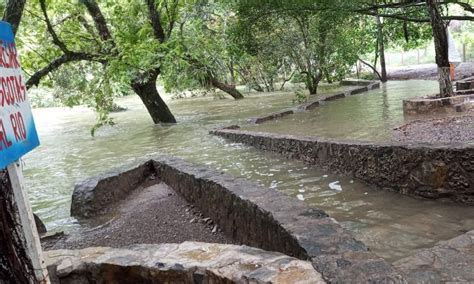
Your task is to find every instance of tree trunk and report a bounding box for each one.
[308,83,318,95]
[2,0,26,36]
[131,69,176,124]
[0,171,36,283]
[376,15,387,82]
[426,0,454,98]
[306,73,320,95]
[208,74,244,100]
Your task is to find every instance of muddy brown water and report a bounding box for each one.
[25,81,474,262]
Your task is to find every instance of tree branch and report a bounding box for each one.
[146,0,167,43]
[358,57,382,81]
[82,0,116,49]
[26,52,106,89]
[39,0,69,53]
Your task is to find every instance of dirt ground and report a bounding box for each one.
[387,62,474,81]
[393,112,474,144]
[44,182,236,250]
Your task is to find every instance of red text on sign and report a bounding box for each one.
[0,118,12,150]
[10,111,26,142]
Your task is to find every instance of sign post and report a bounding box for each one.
[0,21,49,283]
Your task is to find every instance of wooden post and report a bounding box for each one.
[7,161,49,283]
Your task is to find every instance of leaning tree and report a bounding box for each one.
[21,0,180,123]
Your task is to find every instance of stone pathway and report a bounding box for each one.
[45,242,325,283]
[393,230,474,283]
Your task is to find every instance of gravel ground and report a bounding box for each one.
[388,62,474,81]
[392,113,474,144]
[45,182,236,250]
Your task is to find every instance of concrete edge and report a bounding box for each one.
[210,129,474,204]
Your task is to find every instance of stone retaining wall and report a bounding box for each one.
[403,94,474,115]
[248,80,380,124]
[210,129,474,204]
[71,156,404,283]
[71,161,154,218]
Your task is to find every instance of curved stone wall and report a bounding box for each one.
[71,156,404,282]
[210,128,474,204]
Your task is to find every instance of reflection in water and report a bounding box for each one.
[24,81,473,262]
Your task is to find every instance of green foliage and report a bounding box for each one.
[292,89,308,105]
[237,0,364,94]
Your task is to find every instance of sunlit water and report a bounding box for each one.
[23,81,474,263]
[244,80,446,141]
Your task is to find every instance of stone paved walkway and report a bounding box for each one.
[393,230,474,283]
[45,242,325,283]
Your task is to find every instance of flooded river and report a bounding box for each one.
[25,81,474,262]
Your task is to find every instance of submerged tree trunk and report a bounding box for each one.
[426,0,454,98]
[208,73,244,100]
[376,14,387,82]
[131,69,176,124]
[306,73,320,95]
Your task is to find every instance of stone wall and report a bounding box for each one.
[403,94,474,115]
[71,161,154,218]
[45,242,324,283]
[71,156,404,282]
[210,129,474,204]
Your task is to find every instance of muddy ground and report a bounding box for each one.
[44,182,236,250]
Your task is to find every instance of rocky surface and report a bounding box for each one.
[69,156,404,282]
[49,182,235,250]
[393,230,474,283]
[211,129,474,204]
[393,114,474,144]
[34,213,47,235]
[45,242,325,283]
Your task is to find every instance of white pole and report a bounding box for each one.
[7,161,50,283]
